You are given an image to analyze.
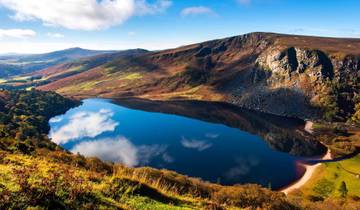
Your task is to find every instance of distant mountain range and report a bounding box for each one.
[0,48,118,77]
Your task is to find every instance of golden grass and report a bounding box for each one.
[121,73,143,80]
[0,149,297,209]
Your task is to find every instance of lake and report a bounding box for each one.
[49,98,326,189]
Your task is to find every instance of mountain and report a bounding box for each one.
[37,32,360,122]
[29,49,148,82]
[0,48,117,77]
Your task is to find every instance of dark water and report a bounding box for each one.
[49,98,325,189]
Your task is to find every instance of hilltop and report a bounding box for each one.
[0,47,117,77]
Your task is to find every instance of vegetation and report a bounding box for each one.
[315,63,360,123]
[287,155,360,209]
[314,124,360,157]
[0,89,359,209]
[352,103,360,125]
[0,89,79,153]
[293,155,360,199]
[338,181,348,198]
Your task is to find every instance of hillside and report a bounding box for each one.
[0,48,116,77]
[37,32,360,123]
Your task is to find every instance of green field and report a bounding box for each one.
[299,155,360,198]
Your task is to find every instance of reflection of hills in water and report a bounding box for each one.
[114,98,327,157]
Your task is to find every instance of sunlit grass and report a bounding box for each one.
[299,155,360,198]
[0,151,205,209]
[121,73,143,80]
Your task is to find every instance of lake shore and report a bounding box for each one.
[281,148,332,194]
[281,121,332,194]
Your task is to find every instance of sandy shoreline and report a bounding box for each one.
[281,149,331,194]
[281,121,331,194]
[304,121,314,134]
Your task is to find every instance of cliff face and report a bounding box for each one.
[229,46,337,119]
[218,34,360,121]
[234,43,360,120]
[37,33,360,122]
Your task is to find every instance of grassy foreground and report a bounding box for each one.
[0,149,295,209]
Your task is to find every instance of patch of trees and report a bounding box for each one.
[318,77,360,124]
[0,89,79,153]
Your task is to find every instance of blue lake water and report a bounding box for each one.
[49,98,324,189]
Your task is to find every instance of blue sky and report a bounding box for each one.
[0,0,359,54]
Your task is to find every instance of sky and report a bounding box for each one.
[0,0,359,54]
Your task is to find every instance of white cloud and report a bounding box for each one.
[0,28,36,39]
[49,109,119,144]
[181,6,215,17]
[47,32,64,38]
[0,0,172,31]
[136,0,172,15]
[71,136,170,167]
[181,137,212,151]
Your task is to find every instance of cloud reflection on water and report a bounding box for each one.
[49,116,63,123]
[205,133,219,139]
[71,136,171,167]
[181,136,212,151]
[50,109,119,144]
[224,156,260,180]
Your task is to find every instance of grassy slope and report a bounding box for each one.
[296,155,360,198]
[0,151,203,209]
[1,149,300,209]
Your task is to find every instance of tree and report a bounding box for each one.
[317,82,341,121]
[352,103,360,124]
[338,181,348,198]
[313,178,334,198]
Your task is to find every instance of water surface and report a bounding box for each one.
[49,98,325,189]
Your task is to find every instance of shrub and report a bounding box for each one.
[312,178,335,198]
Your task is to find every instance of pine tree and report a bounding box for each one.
[338,181,348,198]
